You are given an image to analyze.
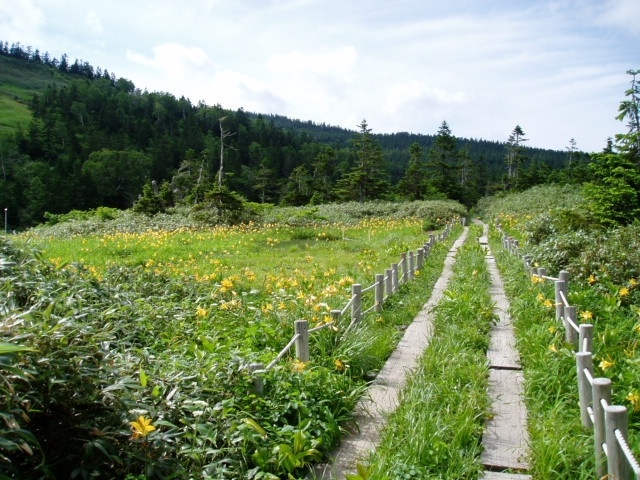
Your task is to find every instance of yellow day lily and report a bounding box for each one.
[130,416,156,439]
[580,310,593,321]
[599,359,615,372]
[627,391,640,412]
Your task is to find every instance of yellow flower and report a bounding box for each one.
[630,278,638,286]
[196,306,208,318]
[334,358,348,372]
[619,287,630,297]
[580,310,593,321]
[548,344,557,353]
[599,359,615,371]
[219,278,234,293]
[588,274,597,285]
[627,390,640,412]
[531,275,544,284]
[536,293,545,301]
[543,299,554,308]
[261,303,274,314]
[291,359,308,372]
[548,325,557,334]
[130,416,156,439]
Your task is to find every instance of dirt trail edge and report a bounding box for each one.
[312,226,470,479]
[479,221,531,480]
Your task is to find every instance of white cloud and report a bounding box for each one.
[84,11,104,35]
[384,80,467,115]
[599,0,640,35]
[0,0,45,44]
[267,46,358,76]
[126,43,210,77]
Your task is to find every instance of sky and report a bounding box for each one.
[1,0,639,152]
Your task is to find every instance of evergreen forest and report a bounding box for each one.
[0,41,593,229]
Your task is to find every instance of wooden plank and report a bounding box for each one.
[487,325,520,369]
[480,472,532,480]
[481,369,530,471]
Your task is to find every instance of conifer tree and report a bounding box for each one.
[333,120,390,202]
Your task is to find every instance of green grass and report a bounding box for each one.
[362,225,493,479]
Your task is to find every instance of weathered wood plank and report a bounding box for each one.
[487,325,520,369]
[481,369,530,471]
[480,472,532,480]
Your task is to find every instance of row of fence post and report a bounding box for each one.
[502,230,640,479]
[248,220,457,393]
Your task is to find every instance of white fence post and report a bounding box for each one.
[605,405,631,480]
[579,323,594,353]
[375,274,384,312]
[565,305,577,345]
[408,251,415,281]
[417,248,424,271]
[385,268,393,298]
[249,362,264,395]
[523,254,533,276]
[593,377,612,478]
[352,284,362,324]
[400,253,408,284]
[294,319,309,363]
[391,263,399,293]
[576,351,594,428]
[555,279,565,322]
[559,270,570,293]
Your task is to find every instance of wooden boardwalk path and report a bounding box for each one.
[313,223,532,479]
[479,223,531,479]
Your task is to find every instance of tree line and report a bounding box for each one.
[1,41,590,228]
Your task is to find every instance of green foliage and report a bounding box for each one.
[44,206,120,225]
[1,48,577,228]
[191,185,251,225]
[582,152,640,226]
[82,149,153,208]
[132,181,174,216]
[615,69,640,161]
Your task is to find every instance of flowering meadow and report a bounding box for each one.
[1,200,464,479]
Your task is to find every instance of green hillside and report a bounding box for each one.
[0,55,71,132]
